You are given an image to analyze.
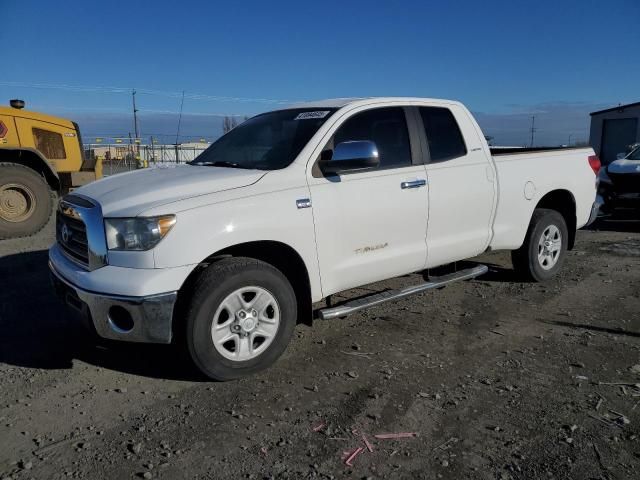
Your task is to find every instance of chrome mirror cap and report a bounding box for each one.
[321,140,380,174]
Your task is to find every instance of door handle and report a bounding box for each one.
[401,179,427,189]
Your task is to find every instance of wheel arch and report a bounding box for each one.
[533,189,577,249]
[0,147,60,191]
[173,240,314,340]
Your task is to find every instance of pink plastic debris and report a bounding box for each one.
[373,432,417,439]
[344,446,364,466]
[362,433,374,452]
[311,422,326,432]
[260,447,268,456]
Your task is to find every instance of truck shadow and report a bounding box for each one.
[0,249,204,381]
[0,250,521,379]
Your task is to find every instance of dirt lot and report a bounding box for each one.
[1,218,639,480]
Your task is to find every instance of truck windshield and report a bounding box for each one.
[628,146,640,160]
[190,108,336,170]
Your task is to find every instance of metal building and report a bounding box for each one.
[590,102,640,164]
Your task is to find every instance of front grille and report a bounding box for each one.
[56,207,90,268]
[608,172,640,194]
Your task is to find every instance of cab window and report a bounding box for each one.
[419,107,467,162]
[32,128,66,159]
[333,107,412,170]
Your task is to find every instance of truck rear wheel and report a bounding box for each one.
[511,208,568,282]
[185,257,297,381]
[0,163,53,240]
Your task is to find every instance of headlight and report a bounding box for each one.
[105,215,176,251]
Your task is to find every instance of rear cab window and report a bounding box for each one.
[419,107,467,162]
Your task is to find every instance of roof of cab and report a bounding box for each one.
[285,96,460,110]
[0,106,75,128]
[287,98,368,109]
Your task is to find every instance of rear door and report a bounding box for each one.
[416,105,496,267]
[308,106,429,296]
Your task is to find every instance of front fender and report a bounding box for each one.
[151,187,323,302]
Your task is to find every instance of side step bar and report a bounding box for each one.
[317,264,488,320]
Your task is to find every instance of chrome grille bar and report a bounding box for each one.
[56,194,107,271]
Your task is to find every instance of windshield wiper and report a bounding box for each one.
[191,160,249,169]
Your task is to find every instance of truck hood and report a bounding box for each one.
[75,164,267,217]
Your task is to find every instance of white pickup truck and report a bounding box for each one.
[49,97,601,380]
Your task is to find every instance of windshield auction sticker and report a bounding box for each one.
[294,111,330,120]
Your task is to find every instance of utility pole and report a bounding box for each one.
[128,132,133,168]
[132,89,139,142]
[175,90,185,146]
[529,115,536,148]
[568,134,573,146]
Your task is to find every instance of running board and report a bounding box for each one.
[317,264,488,320]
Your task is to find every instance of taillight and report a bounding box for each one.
[588,155,601,175]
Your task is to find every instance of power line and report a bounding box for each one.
[0,81,298,105]
[23,104,252,117]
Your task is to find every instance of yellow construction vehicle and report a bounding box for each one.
[0,99,102,239]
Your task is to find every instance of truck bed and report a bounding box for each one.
[488,146,596,251]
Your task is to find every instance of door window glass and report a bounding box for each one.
[334,107,412,169]
[419,107,467,162]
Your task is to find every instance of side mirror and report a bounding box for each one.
[616,152,627,160]
[320,140,380,174]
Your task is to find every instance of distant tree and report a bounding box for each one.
[223,116,239,134]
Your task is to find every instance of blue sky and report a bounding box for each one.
[1,0,638,145]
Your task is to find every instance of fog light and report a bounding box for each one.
[108,306,134,333]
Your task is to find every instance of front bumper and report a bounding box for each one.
[49,254,177,344]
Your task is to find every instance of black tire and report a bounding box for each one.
[511,208,569,282]
[0,163,53,240]
[185,257,297,381]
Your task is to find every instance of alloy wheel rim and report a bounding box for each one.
[537,224,562,270]
[211,286,280,361]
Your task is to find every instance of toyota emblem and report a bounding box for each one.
[61,224,71,243]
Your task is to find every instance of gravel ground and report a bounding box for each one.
[1,217,640,479]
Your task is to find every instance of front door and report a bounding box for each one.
[308,106,429,296]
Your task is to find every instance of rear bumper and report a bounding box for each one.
[49,251,177,344]
[586,196,604,226]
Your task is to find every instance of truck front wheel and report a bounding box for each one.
[0,163,53,240]
[511,208,568,282]
[185,257,297,381]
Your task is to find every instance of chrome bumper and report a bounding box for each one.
[586,195,604,226]
[49,261,177,344]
